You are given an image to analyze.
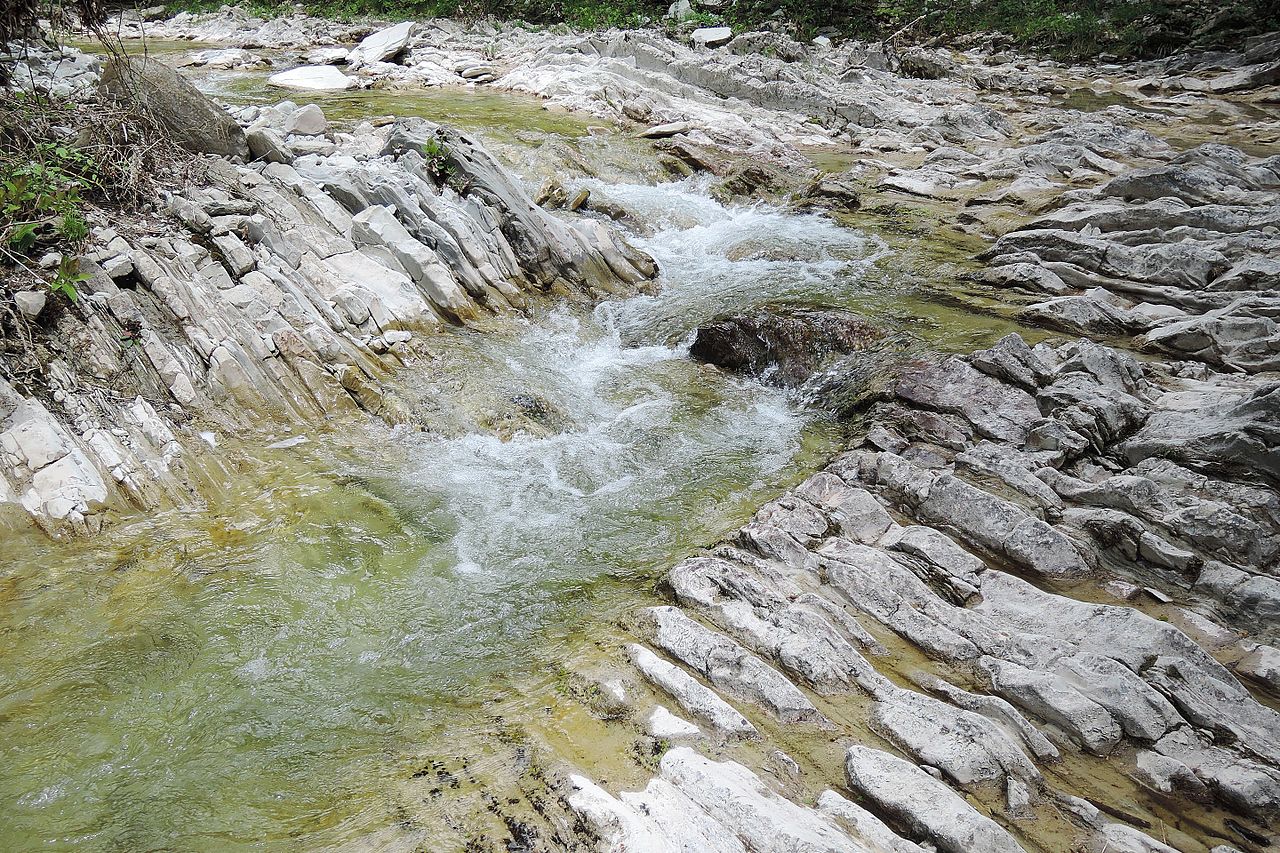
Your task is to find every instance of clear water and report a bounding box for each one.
[0,177,876,851]
[5,40,1044,845]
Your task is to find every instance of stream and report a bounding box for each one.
[2,55,1022,851]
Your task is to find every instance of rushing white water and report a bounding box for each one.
[587,177,891,344]
[0,173,884,851]
[343,179,886,684]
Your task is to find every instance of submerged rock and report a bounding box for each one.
[689,305,905,415]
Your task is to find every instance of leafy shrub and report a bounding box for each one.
[0,104,104,300]
[421,136,454,179]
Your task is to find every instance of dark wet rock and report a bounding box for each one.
[688,304,893,406]
[710,161,806,203]
[510,392,572,433]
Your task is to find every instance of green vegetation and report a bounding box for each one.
[421,136,454,180]
[0,80,192,304]
[0,94,101,301]
[160,0,1276,57]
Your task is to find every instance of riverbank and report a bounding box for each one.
[1,11,1278,853]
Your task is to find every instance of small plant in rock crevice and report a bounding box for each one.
[421,136,455,180]
[1,57,199,306]
[0,119,101,300]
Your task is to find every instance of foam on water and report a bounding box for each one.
[0,174,872,851]
[331,177,891,697]
[581,177,890,344]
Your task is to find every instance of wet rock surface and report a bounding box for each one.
[688,305,887,387]
[4,11,1280,853]
[1,66,656,537]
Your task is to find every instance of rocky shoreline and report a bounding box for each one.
[2,9,1279,853]
[1,44,657,537]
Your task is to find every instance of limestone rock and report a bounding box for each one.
[626,643,756,737]
[843,746,1026,853]
[99,56,249,160]
[692,27,733,49]
[350,21,415,65]
[14,290,46,318]
[267,65,355,91]
[284,103,328,135]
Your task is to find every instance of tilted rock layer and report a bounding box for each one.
[0,69,655,537]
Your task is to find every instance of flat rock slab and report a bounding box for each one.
[350,21,414,65]
[639,120,694,139]
[692,26,733,48]
[268,65,355,90]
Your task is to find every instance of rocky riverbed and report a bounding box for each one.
[2,9,1278,853]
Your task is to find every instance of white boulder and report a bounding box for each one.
[692,27,733,48]
[350,21,414,65]
[267,66,355,91]
[306,46,350,65]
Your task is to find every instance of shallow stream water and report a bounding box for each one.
[3,47,1032,850]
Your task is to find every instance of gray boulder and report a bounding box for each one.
[267,65,355,91]
[99,56,248,160]
[1120,381,1279,485]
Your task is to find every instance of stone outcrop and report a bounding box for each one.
[565,330,1279,853]
[1,68,656,538]
[99,55,250,159]
[974,144,1280,382]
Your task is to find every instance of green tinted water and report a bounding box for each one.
[0,312,841,849]
[2,45,1045,851]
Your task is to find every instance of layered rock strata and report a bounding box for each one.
[0,83,655,537]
